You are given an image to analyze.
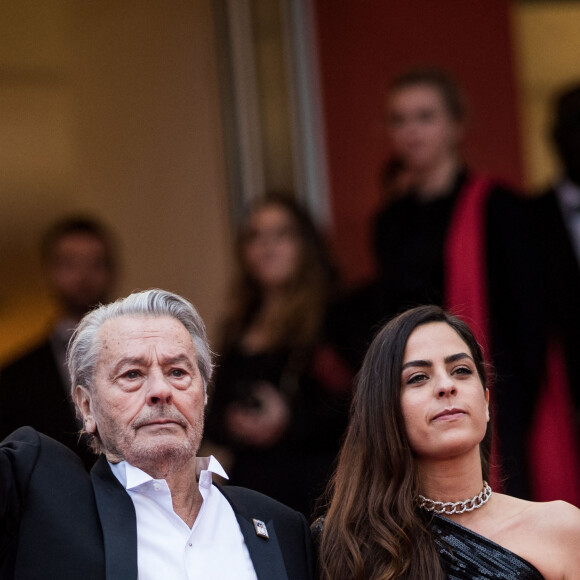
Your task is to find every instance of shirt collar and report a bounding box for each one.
[109,455,229,492]
[556,177,580,210]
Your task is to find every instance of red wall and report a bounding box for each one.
[314,0,523,285]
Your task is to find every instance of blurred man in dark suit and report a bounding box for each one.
[0,217,117,467]
[522,83,580,506]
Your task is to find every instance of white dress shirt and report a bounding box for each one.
[109,456,258,580]
[555,178,580,267]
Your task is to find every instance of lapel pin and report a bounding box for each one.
[252,518,269,539]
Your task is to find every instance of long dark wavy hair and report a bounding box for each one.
[318,305,491,579]
[221,193,337,351]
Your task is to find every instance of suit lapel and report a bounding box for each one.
[91,456,138,580]
[218,486,289,580]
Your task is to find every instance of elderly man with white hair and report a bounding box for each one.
[0,289,313,580]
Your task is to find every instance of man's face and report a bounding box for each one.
[46,233,113,318]
[76,315,205,472]
[386,84,462,173]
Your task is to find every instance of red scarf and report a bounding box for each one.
[444,175,499,488]
[445,175,491,351]
[528,339,580,506]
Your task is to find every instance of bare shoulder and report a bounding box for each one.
[519,499,580,577]
[487,495,580,578]
[523,499,580,532]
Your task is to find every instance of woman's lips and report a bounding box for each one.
[432,408,466,421]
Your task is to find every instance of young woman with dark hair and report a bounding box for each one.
[205,194,351,518]
[222,193,337,352]
[317,305,580,579]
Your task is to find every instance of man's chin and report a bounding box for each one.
[125,436,197,468]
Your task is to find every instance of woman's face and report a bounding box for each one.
[243,204,302,291]
[399,322,489,461]
[386,83,462,173]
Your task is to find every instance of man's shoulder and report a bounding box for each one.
[216,484,306,522]
[1,425,42,448]
[526,186,567,229]
[2,426,76,452]
[483,179,525,216]
[216,484,314,580]
[3,338,53,365]
[0,338,57,380]
[530,185,558,204]
[1,426,88,471]
[0,429,106,578]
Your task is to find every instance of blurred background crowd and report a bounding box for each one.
[2,0,580,519]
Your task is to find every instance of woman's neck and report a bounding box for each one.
[241,289,287,353]
[416,449,485,502]
[414,155,460,201]
[261,287,287,310]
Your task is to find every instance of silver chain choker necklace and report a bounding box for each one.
[416,481,492,515]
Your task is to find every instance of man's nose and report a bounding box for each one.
[147,371,173,405]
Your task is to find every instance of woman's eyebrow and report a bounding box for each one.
[444,353,473,364]
[402,359,432,370]
[401,352,473,371]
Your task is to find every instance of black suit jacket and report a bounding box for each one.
[527,187,580,415]
[493,187,580,498]
[0,427,314,579]
[528,189,580,412]
[0,339,94,468]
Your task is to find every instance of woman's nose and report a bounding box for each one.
[436,377,457,398]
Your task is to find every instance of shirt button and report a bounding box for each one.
[153,483,161,491]
[188,543,192,547]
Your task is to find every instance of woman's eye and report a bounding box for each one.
[388,113,405,128]
[407,373,428,385]
[123,370,141,380]
[453,366,472,376]
[171,369,185,378]
[418,110,436,123]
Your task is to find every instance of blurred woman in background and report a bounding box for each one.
[205,193,351,518]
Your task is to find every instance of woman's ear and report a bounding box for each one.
[484,388,490,422]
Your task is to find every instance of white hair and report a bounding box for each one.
[67,289,214,396]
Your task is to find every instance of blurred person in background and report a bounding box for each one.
[0,216,117,468]
[327,68,539,497]
[204,194,351,519]
[522,83,580,507]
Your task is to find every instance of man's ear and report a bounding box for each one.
[74,385,97,433]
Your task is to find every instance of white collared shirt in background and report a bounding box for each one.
[109,456,258,580]
[555,178,580,267]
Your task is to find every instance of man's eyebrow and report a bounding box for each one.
[401,352,473,371]
[109,354,196,377]
[162,355,196,370]
[109,357,147,376]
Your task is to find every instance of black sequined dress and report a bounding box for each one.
[431,514,544,579]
